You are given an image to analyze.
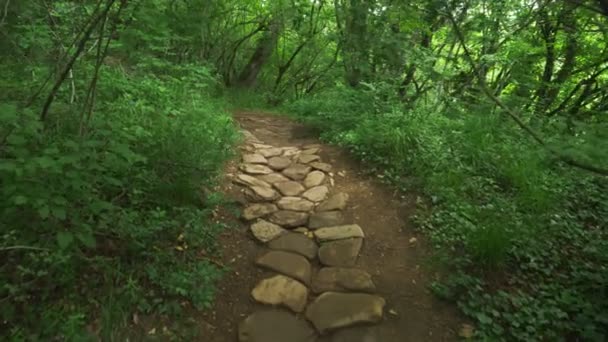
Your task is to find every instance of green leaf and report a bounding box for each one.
[77,232,96,248]
[52,207,67,220]
[57,231,74,249]
[13,195,27,205]
[38,206,50,219]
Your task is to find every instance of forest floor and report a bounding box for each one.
[137,110,467,341]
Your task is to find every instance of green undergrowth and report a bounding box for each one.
[286,86,608,341]
[0,59,239,340]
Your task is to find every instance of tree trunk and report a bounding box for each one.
[235,20,280,88]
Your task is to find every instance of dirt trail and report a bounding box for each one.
[196,110,464,341]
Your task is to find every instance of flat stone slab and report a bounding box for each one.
[329,326,380,342]
[309,211,345,229]
[235,174,271,189]
[304,171,326,188]
[245,185,280,202]
[243,203,278,220]
[256,250,312,285]
[257,147,283,158]
[310,162,332,172]
[314,225,365,242]
[252,143,273,149]
[268,156,292,170]
[269,210,309,228]
[251,275,309,313]
[302,186,329,202]
[240,164,274,175]
[238,310,317,342]
[317,193,349,211]
[258,173,290,184]
[243,154,268,164]
[282,147,301,158]
[250,220,287,243]
[318,238,363,267]
[302,148,320,155]
[298,154,321,164]
[277,197,315,212]
[268,232,319,259]
[283,164,312,181]
[275,181,306,196]
[312,267,376,294]
[305,292,385,334]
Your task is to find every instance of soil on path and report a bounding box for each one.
[197,110,465,341]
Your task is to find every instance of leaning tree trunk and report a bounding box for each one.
[235,21,280,88]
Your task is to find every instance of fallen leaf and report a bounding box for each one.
[459,324,475,339]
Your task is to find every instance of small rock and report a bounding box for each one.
[312,267,376,293]
[314,225,365,242]
[298,154,321,164]
[310,162,332,172]
[256,250,312,285]
[309,211,344,229]
[250,220,287,243]
[252,143,273,149]
[234,174,271,189]
[301,148,320,155]
[268,232,319,259]
[243,203,278,220]
[267,156,292,170]
[388,309,398,316]
[240,164,274,175]
[269,210,309,228]
[459,324,475,339]
[277,197,315,212]
[245,186,280,202]
[337,171,346,177]
[317,193,349,211]
[274,181,306,196]
[258,173,290,184]
[257,147,283,158]
[302,186,329,202]
[251,275,308,312]
[243,154,268,164]
[305,292,385,333]
[318,238,363,267]
[303,171,326,188]
[283,164,312,181]
[293,227,310,234]
[409,237,417,244]
[282,147,301,157]
[238,310,316,342]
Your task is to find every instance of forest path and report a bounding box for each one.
[198,110,465,341]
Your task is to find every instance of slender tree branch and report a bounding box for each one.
[446,10,608,176]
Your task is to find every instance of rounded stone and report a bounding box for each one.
[240,164,274,175]
[304,171,326,188]
[298,154,321,164]
[268,156,292,170]
[256,250,312,285]
[312,267,376,293]
[317,193,349,211]
[257,147,283,158]
[242,203,278,220]
[251,275,309,312]
[275,181,306,196]
[277,197,315,212]
[238,310,316,342]
[302,186,329,202]
[318,238,363,267]
[245,186,280,202]
[314,224,365,242]
[250,220,287,243]
[243,154,268,164]
[268,232,319,259]
[310,162,332,172]
[258,173,290,184]
[235,174,272,189]
[305,292,385,333]
[283,164,312,181]
[269,210,309,228]
[309,211,345,229]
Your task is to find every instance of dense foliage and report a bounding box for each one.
[2,0,608,340]
[1,1,237,339]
